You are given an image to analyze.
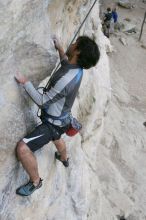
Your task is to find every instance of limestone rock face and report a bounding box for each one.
[0,1,112,220]
[118,0,132,9]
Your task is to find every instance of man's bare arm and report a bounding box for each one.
[15,74,47,106]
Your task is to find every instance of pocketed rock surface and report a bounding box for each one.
[0,0,146,220]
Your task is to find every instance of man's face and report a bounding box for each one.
[66,41,79,58]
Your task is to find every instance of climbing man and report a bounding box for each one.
[15,36,100,196]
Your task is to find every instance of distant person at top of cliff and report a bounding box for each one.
[14,36,100,196]
[102,7,112,38]
[112,8,118,23]
[104,7,112,23]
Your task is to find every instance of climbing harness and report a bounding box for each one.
[44,0,98,92]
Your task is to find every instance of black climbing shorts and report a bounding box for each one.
[22,122,70,152]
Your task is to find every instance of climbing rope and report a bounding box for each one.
[37,0,98,118]
[44,0,98,91]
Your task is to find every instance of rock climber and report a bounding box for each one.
[15,35,100,196]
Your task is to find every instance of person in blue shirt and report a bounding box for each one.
[112,8,118,23]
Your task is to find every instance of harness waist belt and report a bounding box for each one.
[47,118,62,126]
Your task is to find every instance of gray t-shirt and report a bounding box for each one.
[24,60,83,126]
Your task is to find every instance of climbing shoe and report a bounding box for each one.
[16,178,43,196]
[55,151,69,167]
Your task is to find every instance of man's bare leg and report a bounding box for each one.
[53,138,67,161]
[16,141,40,186]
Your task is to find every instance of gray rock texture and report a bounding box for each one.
[1,0,146,220]
[118,0,133,9]
[0,1,112,220]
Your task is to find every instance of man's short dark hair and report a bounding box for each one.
[107,7,111,12]
[76,36,100,69]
